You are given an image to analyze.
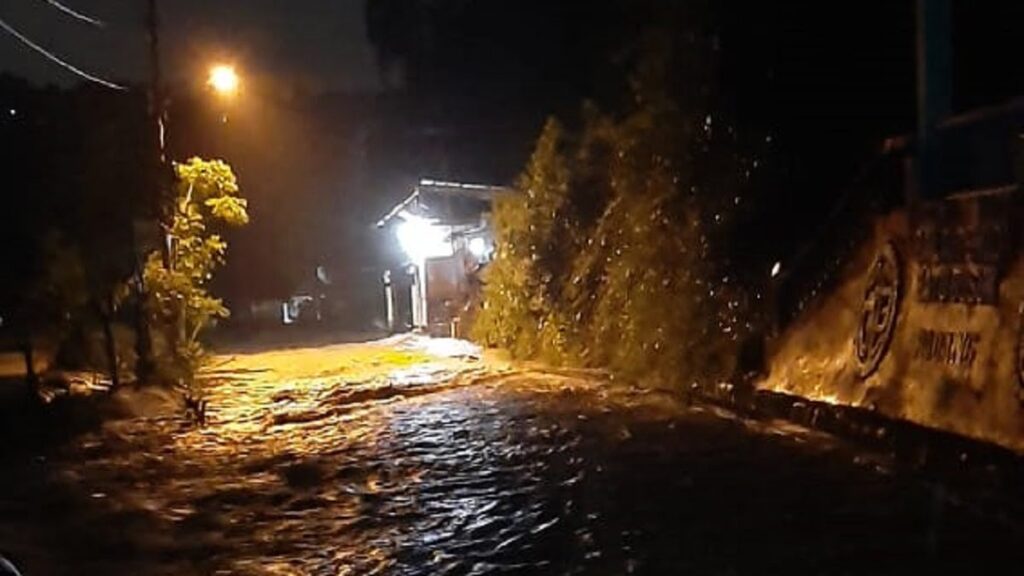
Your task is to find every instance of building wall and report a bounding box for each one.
[760,190,1024,452]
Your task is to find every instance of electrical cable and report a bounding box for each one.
[40,0,105,27]
[0,14,125,89]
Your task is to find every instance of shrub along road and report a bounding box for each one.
[1,336,1022,575]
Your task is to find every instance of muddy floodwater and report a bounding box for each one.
[1,337,1023,575]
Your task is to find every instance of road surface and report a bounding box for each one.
[1,336,1022,575]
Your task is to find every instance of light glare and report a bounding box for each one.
[396,215,452,263]
[208,65,239,95]
[468,237,487,258]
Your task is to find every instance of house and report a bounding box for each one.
[376,179,510,335]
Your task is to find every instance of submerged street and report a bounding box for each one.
[2,336,1024,575]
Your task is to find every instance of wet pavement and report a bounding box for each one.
[2,337,1024,575]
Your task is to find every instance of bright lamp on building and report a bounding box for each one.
[468,236,488,258]
[395,212,453,263]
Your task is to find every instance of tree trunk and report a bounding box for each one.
[54,319,88,370]
[133,272,155,383]
[20,329,37,388]
[98,295,120,388]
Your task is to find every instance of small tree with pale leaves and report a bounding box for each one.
[143,158,248,384]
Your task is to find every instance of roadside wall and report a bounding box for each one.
[760,189,1024,452]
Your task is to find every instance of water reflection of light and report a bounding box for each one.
[383,399,549,566]
[386,397,472,441]
[814,393,843,406]
[409,337,482,359]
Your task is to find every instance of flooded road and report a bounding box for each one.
[2,337,1023,575]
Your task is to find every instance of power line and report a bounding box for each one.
[40,0,105,27]
[0,15,125,90]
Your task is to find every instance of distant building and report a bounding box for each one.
[376,179,509,336]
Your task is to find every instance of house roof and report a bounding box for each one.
[376,179,512,228]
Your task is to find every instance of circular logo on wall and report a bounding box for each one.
[855,242,901,378]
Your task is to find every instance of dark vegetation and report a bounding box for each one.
[0,75,245,391]
[0,76,155,385]
[456,0,1024,385]
[471,26,772,385]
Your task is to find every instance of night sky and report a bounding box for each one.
[0,0,380,92]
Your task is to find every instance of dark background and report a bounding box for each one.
[1,0,1022,326]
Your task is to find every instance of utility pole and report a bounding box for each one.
[133,0,170,382]
[147,0,170,230]
[913,0,952,204]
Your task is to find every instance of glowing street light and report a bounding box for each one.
[208,64,239,96]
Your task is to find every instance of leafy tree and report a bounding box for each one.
[474,25,766,388]
[60,87,154,386]
[143,158,248,384]
[472,119,574,361]
[0,76,55,386]
[0,80,156,388]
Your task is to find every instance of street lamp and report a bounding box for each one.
[208,64,239,96]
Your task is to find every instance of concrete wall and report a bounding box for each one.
[760,189,1024,452]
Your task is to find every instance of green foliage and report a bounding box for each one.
[472,119,574,361]
[144,158,248,382]
[474,51,763,387]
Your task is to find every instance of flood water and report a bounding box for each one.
[2,349,1023,575]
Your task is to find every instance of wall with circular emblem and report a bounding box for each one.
[854,242,901,378]
[761,189,1024,453]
